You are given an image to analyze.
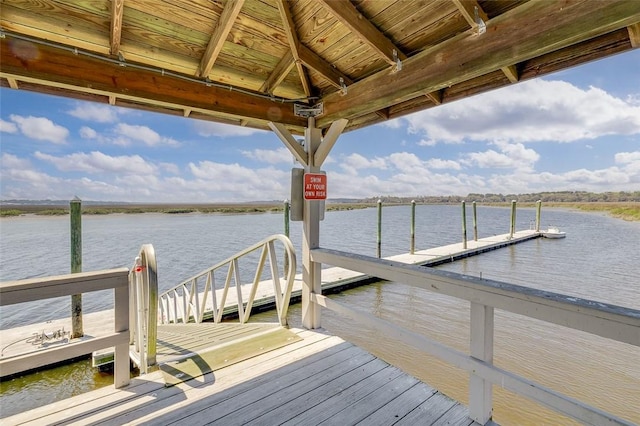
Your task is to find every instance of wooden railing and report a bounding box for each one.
[0,269,130,388]
[159,234,297,327]
[307,248,639,426]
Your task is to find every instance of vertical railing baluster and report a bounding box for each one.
[232,259,244,323]
[469,302,494,424]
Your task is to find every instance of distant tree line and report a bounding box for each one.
[361,191,640,204]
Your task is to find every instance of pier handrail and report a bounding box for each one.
[128,244,158,374]
[309,247,640,426]
[0,269,130,388]
[159,234,297,327]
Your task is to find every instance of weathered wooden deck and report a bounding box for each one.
[3,327,480,426]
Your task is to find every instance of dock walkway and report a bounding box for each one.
[3,328,480,426]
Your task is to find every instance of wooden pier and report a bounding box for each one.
[3,328,479,426]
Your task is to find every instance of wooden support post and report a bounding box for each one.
[377,199,382,258]
[469,302,494,424]
[509,200,517,239]
[410,200,416,254]
[473,201,478,242]
[284,199,290,274]
[70,197,83,338]
[536,200,542,232]
[462,201,467,249]
[301,118,323,329]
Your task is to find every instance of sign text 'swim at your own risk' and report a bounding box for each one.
[304,173,327,200]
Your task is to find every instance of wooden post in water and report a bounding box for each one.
[509,200,517,239]
[536,200,542,232]
[473,201,478,241]
[410,200,416,254]
[462,201,468,249]
[377,199,382,258]
[70,196,83,338]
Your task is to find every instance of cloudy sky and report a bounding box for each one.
[1,50,639,203]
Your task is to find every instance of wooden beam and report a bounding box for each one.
[110,0,124,55]
[108,95,116,105]
[275,0,312,97]
[0,38,306,128]
[501,65,520,83]
[197,0,245,77]
[317,0,406,66]
[183,108,191,117]
[318,0,640,126]
[628,23,640,47]
[424,90,443,105]
[260,50,295,94]
[269,122,307,166]
[314,118,348,167]
[7,77,19,89]
[298,43,353,90]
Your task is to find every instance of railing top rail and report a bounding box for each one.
[0,268,130,306]
[160,234,294,298]
[310,248,640,346]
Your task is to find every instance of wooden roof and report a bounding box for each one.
[1,0,639,135]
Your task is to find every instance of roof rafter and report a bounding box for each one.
[317,0,406,66]
[197,0,245,78]
[109,0,124,55]
[275,0,312,97]
[319,0,640,127]
[260,50,296,94]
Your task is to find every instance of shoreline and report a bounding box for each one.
[1,201,639,222]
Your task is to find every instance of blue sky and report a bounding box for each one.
[1,50,639,203]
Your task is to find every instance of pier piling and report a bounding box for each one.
[510,200,517,239]
[410,200,416,254]
[377,199,382,258]
[462,201,468,249]
[70,196,83,338]
[536,200,542,232]
[473,201,478,241]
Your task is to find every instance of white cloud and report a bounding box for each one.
[68,104,120,123]
[34,151,157,175]
[194,121,267,137]
[399,79,640,144]
[242,147,295,164]
[9,115,68,144]
[425,158,461,170]
[340,153,387,175]
[417,139,437,146]
[462,142,539,171]
[114,123,180,147]
[615,151,640,164]
[79,126,98,139]
[0,119,18,133]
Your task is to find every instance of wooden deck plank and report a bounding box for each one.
[250,359,393,425]
[319,374,421,425]
[394,392,458,425]
[280,364,405,425]
[356,381,437,425]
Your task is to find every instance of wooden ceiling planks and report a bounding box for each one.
[1,0,638,135]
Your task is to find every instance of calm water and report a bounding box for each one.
[1,206,639,424]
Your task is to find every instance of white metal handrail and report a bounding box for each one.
[128,244,158,374]
[159,234,297,327]
[309,247,640,426]
[0,269,130,388]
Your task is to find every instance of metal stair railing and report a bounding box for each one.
[159,234,297,327]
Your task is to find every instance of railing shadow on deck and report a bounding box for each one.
[0,269,131,388]
[308,247,640,426]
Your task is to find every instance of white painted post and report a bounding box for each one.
[302,117,322,329]
[114,281,130,388]
[469,302,494,424]
[509,200,516,239]
[536,200,542,232]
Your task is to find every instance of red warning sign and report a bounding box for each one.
[304,173,327,200]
